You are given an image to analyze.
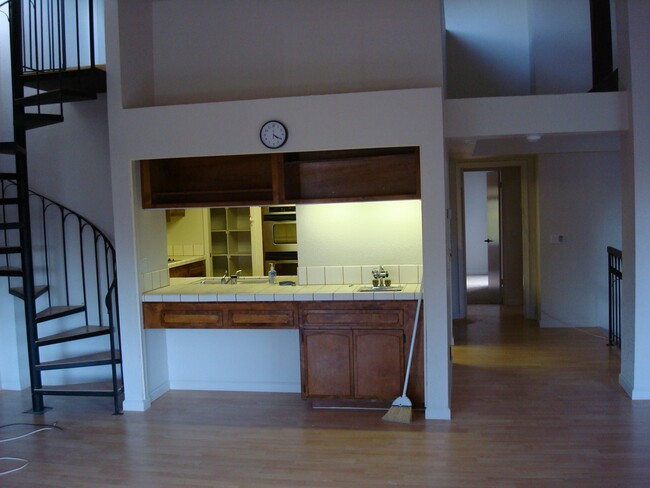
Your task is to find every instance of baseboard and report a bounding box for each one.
[424,406,451,420]
[148,380,170,402]
[122,398,152,412]
[168,380,301,393]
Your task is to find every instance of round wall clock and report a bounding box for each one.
[260,120,288,149]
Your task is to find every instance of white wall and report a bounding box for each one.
[529,0,593,94]
[463,171,488,274]
[445,0,594,97]
[617,0,650,400]
[107,0,450,419]
[297,201,422,267]
[445,0,532,98]
[149,0,444,106]
[27,96,115,238]
[165,330,301,393]
[0,4,11,140]
[538,152,621,328]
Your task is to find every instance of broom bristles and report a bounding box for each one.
[382,395,413,424]
[382,405,412,424]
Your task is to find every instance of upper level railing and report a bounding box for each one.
[607,246,622,349]
[15,0,101,73]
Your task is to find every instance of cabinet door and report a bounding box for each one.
[354,329,404,400]
[301,330,353,398]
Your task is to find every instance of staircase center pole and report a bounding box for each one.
[9,0,45,414]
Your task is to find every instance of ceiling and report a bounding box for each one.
[447,131,622,160]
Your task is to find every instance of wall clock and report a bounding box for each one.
[260,120,288,149]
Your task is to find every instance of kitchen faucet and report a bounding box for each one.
[220,269,243,284]
[372,265,389,287]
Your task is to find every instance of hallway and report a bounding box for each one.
[1,306,649,486]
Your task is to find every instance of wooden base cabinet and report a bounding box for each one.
[299,301,422,407]
[302,330,353,398]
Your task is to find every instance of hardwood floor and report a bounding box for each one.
[2,305,649,487]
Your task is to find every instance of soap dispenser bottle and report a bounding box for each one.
[268,263,277,284]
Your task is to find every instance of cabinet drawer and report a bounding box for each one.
[301,308,404,329]
[228,308,295,328]
[143,302,297,329]
[143,303,223,329]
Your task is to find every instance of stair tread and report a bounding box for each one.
[37,325,110,346]
[35,380,123,395]
[0,172,20,179]
[17,113,64,129]
[15,89,97,107]
[9,285,48,300]
[0,266,22,277]
[21,65,107,92]
[0,142,26,155]
[36,304,86,322]
[36,350,121,370]
[0,198,20,205]
[0,222,22,229]
[0,246,22,254]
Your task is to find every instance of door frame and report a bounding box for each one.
[450,156,539,320]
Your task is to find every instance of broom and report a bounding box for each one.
[383,288,423,424]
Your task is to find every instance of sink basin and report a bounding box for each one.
[237,277,271,283]
[194,277,270,285]
[357,285,404,292]
[194,279,227,285]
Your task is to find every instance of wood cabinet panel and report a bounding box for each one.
[142,298,423,407]
[283,152,420,203]
[299,300,422,406]
[169,260,206,278]
[354,329,404,399]
[141,154,274,208]
[301,308,404,329]
[144,303,224,329]
[140,147,419,208]
[301,330,353,398]
[143,302,297,329]
[228,308,295,328]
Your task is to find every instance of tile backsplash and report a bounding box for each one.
[297,264,422,285]
[168,244,204,257]
[142,267,170,293]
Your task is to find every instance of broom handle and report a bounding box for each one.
[401,287,423,397]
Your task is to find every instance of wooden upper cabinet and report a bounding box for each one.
[140,147,420,208]
[141,154,275,208]
[282,148,420,203]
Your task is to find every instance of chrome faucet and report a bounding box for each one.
[230,269,243,285]
[220,270,230,284]
[372,265,389,287]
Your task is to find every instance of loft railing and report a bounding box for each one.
[607,246,622,348]
[19,0,97,73]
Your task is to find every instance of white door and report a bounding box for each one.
[486,171,502,303]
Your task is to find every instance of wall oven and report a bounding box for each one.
[262,205,298,275]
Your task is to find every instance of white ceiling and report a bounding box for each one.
[447,132,623,159]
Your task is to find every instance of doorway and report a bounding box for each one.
[452,158,538,320]
[463,170,502,304]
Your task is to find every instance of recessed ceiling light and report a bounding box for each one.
[526,134,542,142]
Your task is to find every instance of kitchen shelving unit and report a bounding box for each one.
[209,207,263,276]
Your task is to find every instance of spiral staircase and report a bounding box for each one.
[0,0,122,414]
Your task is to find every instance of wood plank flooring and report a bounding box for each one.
[1,305,649,487]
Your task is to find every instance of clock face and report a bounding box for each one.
[260,120,288,149]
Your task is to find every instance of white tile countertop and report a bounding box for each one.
[142,277,421,302]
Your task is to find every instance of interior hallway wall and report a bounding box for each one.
[538,151,621,328]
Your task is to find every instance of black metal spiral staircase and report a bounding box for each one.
[1,0,122,414]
